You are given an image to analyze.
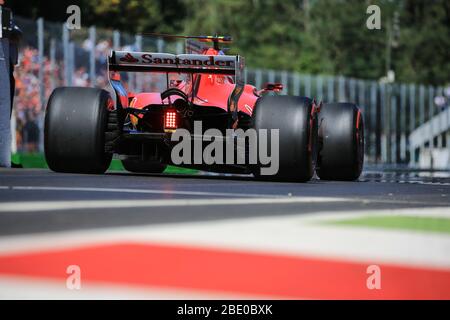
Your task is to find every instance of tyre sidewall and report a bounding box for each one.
[252,95,316,182]
[44,87,112,173]
[317,102,364,180]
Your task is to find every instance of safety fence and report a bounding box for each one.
[12,17,449,166]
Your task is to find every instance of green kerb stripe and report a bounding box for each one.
[325,215,450,235]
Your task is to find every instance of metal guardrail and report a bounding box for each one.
[409,107,450,165]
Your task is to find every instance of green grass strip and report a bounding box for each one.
[11,153,198,175]
[325,215,450,235]
[12,153,48,168]
[163,165,199,175]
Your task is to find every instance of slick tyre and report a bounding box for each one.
[44,87,113,174]
[122,159,167,174]
[316,102,364,181]
[252,95,318,182]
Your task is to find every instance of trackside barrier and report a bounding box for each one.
[410,107,450,169]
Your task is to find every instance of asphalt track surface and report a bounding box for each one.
[0,168,449,236]
[1,167,450,299]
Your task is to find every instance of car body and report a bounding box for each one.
[44,36,364,181]
[106,38,284,174]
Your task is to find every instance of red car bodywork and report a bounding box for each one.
[125,48,258,118]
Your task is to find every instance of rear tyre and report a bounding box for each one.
[121,159,166,174]
[44,87,112,174]
[316,102,364,181]
[252,95,317,182]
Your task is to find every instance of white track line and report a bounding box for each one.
[9,186,279,198]
[1,185,449,211]
[0,196,351,212]
[0,275,255,300]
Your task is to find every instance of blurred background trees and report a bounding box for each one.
[7,0,450,85]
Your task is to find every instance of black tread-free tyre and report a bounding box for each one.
[316,102,364,181]
[44,87,113,174]
[121,159,167,174]
[252,95,317,182]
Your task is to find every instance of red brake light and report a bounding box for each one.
[164,110,177,131]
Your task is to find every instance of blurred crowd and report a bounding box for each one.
[13,42,111,152]
[13,47,55,152]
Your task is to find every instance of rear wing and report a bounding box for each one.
[108,51,244,76]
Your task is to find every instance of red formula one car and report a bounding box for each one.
[44,35,364,182]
